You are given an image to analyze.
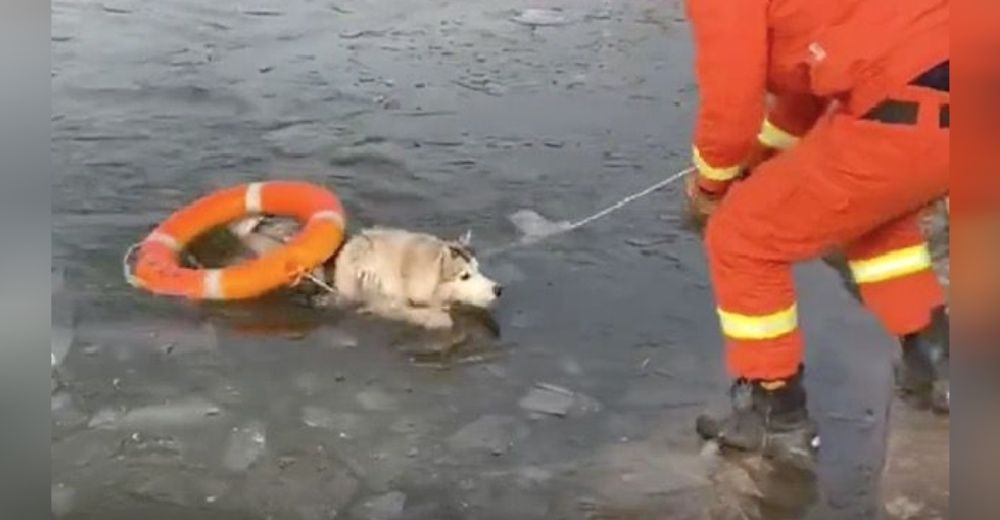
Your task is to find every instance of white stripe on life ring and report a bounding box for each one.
[245,182,265,214]
[310,210,345,228]
[145,232,181,252]
[202,269,224,299]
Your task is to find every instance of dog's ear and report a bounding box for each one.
[453,230,476,257]
[447,245,465,260]
[440,245,469,280]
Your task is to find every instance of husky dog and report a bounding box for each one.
[228,217,502,330]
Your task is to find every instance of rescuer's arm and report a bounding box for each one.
[759,93,827,154]
[738,92,829,173]
[684,0,769,197]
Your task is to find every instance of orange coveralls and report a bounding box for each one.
[685,0,949,380]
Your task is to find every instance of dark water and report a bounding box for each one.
[52,1,903,518]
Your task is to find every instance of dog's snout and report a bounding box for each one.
[493,284,503,297]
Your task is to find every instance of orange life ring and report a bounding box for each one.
[130,181,346,300]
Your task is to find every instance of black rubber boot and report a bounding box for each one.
[895,306,949,414]
[697,366,819,472]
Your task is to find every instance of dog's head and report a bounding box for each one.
[434,232,502,309]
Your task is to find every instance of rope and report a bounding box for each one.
[481,166,694,258]
[248,165,693,291]
[298,268,338,294]
[252,237,338,294]
[122,242,143,288]
[124,166,695,294]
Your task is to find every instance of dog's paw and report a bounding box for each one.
[419,311,454,330]
[306,293,333,309]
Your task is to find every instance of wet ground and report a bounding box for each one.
[51,1,947,518]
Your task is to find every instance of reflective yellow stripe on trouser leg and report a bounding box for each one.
[717,304,799,340]
[849,244,933,284]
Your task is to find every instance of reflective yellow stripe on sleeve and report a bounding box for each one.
[757,118,799,150]
[692,146,742,182]
[717,304,798,340]
[849,244,933,284]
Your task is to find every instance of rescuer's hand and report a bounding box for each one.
[684,172,726,229]
[744,142,778,176]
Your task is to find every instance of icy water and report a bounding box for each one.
[52,1,910,518]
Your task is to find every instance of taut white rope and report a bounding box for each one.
[481,166,694,258]
[124,166,695,294]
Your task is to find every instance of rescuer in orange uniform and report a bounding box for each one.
[682,0,949,464]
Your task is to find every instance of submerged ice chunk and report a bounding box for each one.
[222,421,267,472]
[51,483,76,518]
[118,397,222,429]
[511,9,570,27]
[518,385,575,417]
[448,415,525,456]
[355,491,406,520]
[507,209,572,242]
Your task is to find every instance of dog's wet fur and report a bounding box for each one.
[224,216,502,330]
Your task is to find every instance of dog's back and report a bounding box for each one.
[225,218,499,328]
[333,227,445,303]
